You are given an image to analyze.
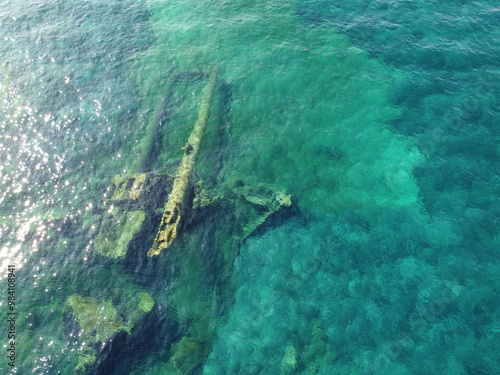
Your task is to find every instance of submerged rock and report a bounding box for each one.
[169,336,208,374]
[280,342,297,375]
[65,294,132,343]
[64,292,155,374]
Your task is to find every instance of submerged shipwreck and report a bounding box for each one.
[64,69,291,374]
[92,69,290,260]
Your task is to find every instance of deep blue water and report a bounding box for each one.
[0,0,498,374]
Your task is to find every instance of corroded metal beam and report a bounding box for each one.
[148,68,218,256]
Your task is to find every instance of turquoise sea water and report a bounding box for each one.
[0,0,498,374]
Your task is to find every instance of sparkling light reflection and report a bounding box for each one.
[0,71,69,280]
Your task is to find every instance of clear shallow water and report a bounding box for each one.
[0,0,498,374]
